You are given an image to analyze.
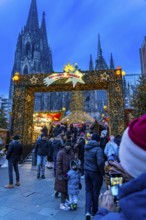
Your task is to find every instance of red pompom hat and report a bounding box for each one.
[119,115,146,178]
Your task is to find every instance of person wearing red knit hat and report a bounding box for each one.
[94,115,146,220]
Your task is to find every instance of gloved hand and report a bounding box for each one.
[79,182,82,190]
[63,173,68,180]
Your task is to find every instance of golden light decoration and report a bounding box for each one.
[115,66,122,76]
[12,72,20,81]
[115,86,121,92]
[62,107,66,111]
[26,95,31,102]
[102,114,105,117]
[122,71,126,76]
[103,105,107,109]
[64,63,75,73]
[28,126,32,134]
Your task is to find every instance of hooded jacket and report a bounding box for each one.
[84,140,105,176]
[94,173,146,220]
[67,160,81,195]
[104,139,119,161]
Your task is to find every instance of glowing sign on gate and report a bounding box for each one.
[43,63,85,88]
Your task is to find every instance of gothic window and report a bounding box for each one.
[23,65,28,74]
[25,42,31,56]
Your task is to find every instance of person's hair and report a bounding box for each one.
[41,134,46,138]
[13,135,20,140]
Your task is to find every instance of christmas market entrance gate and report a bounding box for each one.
[12,69,125,145]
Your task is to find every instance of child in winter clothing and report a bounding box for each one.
[66,159,81,210]
[104,135,119,162]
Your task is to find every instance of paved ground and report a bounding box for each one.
[0,164,87,220]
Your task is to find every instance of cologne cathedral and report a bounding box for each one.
[9,0,115,118]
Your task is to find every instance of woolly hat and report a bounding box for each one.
[119,115,146,178]
[13,135,20,140]
[91,133,100,142]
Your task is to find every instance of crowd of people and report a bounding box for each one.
[3,115,146,220]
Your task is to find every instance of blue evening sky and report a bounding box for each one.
[0,0,146,97]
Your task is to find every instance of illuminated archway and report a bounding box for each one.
[12,68,125,144]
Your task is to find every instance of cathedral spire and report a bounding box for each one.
[26,0,39,31]
[98,33,102,57]
[41,12,49,48]
[95,34,109,70]
[89,54,94,71]
[110,53,115,69]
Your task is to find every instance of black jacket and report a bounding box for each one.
[100,137,108,150]
[51,139,62,157]
[84,140,105,176]
[53,126,62,137]
[35,139,50,156]
[74,138,85,160]
[6,140,23,162]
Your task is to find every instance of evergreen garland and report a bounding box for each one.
[131,75,146,118]
[0,108,8,129]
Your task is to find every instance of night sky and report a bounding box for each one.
[0,0,146,97]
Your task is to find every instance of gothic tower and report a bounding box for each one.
[9,0,53,100]
[95,34,109,70]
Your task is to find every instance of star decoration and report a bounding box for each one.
[64,63,75,73]
[65,71,85,87]
[30,76,38,85]
[100,72,109,81]
[26,95,31,102]
[28,126,32,134]
[17,113,22,119]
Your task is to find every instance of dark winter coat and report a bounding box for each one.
[41,126,48,136]
[35,139,50,156]
[100,137,109,151]
[54,148,74,193]
[53,126,62,137]
[84,140,105,176]
[90,121,102,134]
[74,138,85,160]
[51,139,62,158]
[6,140,22,162]
[94,173,146,220]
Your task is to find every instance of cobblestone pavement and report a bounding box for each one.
[0,164,106,220]
[0,164,87,220]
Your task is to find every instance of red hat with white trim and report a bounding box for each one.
[119,114,146,178]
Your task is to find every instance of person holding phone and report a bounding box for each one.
[94,115,146,220]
